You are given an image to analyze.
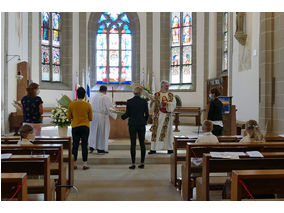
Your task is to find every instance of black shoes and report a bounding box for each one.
[129,165,135,169]
[148,150,156,154]
[89,147,94,153]
[97,149,109,154]
[167,150,173,154]
[138,164,145,169]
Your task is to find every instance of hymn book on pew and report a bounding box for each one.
[209,152,246,159]
[1,153,12,160]
[246,151,264,158]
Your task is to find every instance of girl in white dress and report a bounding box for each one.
[239,120,264,143]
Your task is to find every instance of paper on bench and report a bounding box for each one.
[246,151,264,158]
[1,153,12,160]
[210,152,240,159]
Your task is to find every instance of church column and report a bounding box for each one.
[72,12,79,99]
[153,12,160,87]
[259,12,274,135]
[208,12,217,79]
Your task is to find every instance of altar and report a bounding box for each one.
[109,104,129,139]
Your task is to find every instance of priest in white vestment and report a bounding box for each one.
[89,85,113,154]
[149,80,176,154]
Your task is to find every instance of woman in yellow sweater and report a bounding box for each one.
[67,87,93,170]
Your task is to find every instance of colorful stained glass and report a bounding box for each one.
[224,32,228,51]
[223,52,228,70]
[171,12,180,28]
[97,24,107,34]
[105,22,111,27]
[121,51,131,67]
[96,66,107,83]
[183,27,192,45]
[109,34,119,50]
[121,14,130,23]
[52,48,60,65]
[121,66,132,83]
[96,34,107,50]
[41,27,49,45]
[183,46,192,65]
[52,30,60,47]
[41,12,50,28]
[170,66,180,84]
[121,24,131,34]
[52,13,60,30]
[117,22,123,27]
[96,51,107,66]
[182,65,192,83]
[109,51,119,66]
[224,13,228,32]
[110,25,118,33]
[171,28,180,46]
[41,46,50,64]
[52,65,60,82]
[171,47,180,66]
[109,67,119,83]
[121,34,131,50]
[98,14,107,23]
[106,12,122,21]
[183,12,192,26]
[42,65,50,81]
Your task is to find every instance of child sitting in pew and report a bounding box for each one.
[18,124,35,144]
[195,120,219,144]
[239,120,264,143]
[192,120,219,165]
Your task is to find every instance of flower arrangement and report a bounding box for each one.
[130,82,153,102]
[51,105,71,127]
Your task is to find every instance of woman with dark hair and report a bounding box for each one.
[207,88,223,136]
[67,87,93,170]
[21,83,43,136]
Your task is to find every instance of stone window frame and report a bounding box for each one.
[39,12,73,90]
[88,12,140,92]
[160,12,197,92]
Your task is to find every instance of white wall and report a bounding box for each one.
[208,12,217,79]
[1,13,6,134]
[232,13,260,122]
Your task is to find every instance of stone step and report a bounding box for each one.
[108,143,151,150]
[75,150,170,165]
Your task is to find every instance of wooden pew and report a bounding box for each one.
[1,173,28,201]
[231,169,284,201]
[170,135,242,186]
[201,152,284,201]
[1,144,66,201]
[1,137,74,186]
[181,142,284,201]
[1,155,54,201]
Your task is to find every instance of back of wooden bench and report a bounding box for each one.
[201,153,284,200]
[181,142,284,200]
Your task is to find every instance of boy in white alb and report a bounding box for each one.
[192,120,219,165]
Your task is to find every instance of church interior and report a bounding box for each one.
[2,6,284,208]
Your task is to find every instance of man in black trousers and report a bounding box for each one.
[121,87,149,169]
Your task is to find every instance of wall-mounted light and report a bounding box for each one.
[6,54,21,63]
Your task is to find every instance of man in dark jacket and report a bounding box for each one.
[121,87,149,169]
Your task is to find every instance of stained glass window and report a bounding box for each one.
[96,12,132,84]
[41,12,61,82]
[170,12,193,84]
[222,12,228,72]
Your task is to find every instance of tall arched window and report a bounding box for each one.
[96,12,132,84]
[41,12,61,82]
[222,12,228,72]
[170,12,192,85]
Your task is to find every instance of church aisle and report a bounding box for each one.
[66,164,182,201]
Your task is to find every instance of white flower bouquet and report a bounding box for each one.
[51,105,71,127]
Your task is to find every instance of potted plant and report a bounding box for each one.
[51,105,71,137]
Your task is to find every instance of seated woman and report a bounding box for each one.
[18,124,35,144]
[239,120,264,143]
